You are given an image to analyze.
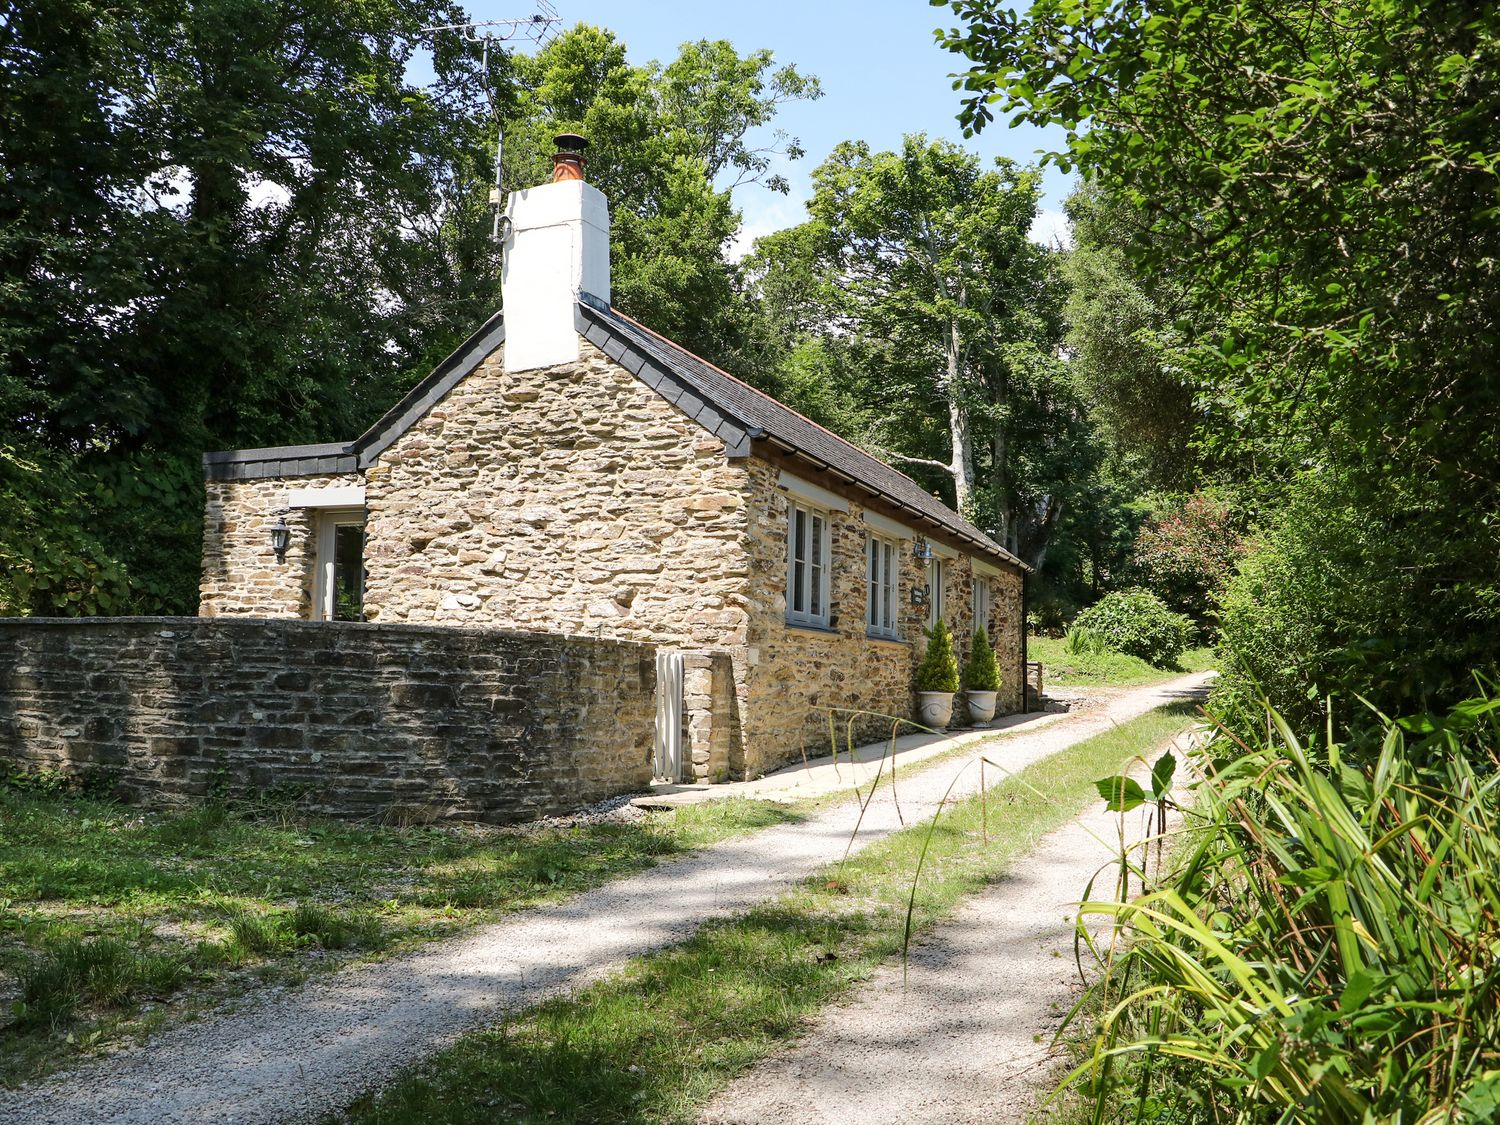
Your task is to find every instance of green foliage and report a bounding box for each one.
[962,626,1001,692]
[745,134,1104,578]
[13,937,189,1032]
[915,618,960,693]
[1070,697,1500,1122]
[935,0,1500,730]
[1213,469,1435,739]
[1062,181,1202,490]
[1065,627,1106,656]
[1128,492,1243,632]
[1071,590,1191,668]
[503,26,821,369]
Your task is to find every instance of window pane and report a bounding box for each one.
[867,539,878,627]
[882,542,894,630]
[332,523,364,622]
[791,508,806,613]
[810,515,824,618]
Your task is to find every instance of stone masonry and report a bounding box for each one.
[200,471,362,618]
[200,338,1027,782]
[0,618,655,824]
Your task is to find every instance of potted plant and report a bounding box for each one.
[914,618,960,729]
[962,625,1001,727]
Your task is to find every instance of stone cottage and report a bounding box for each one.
[200,138,1031,782]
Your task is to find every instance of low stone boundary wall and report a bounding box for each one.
[0,617,656,824]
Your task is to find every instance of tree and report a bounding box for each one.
[1128,492,1242,633]
[0,13,818,613]
[1062,181,1201,491]
[0,0,498,611]
[802,136,1042,519]
[500,26,822,368]
[935,0,1500,722]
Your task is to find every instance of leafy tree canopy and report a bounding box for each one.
[934,0,1500,722]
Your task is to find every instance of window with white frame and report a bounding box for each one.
[926,557,945,629]
[866,534,899,638]
[786,501,831,628]
[972,575,992,635]
[311,509,366,622]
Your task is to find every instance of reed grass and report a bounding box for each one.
[1064,693,1500,1123]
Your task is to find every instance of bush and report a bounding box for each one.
[1070,590,1191,667]
[962,626,1000,692]
[13,937,189,1031]
[1065,626,1108,655]
[1127,491,1242,632]
[914,619,959,692]
[1213,468,1488,746]
[1072,696,1500,1122]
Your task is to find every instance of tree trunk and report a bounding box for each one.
[944,315,976,515]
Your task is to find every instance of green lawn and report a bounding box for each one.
[0,790,798,1085]
[1028,634,1217,688]
[335,702,1201,1125]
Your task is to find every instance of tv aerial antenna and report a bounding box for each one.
[421,2,562,241]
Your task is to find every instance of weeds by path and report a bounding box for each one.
[333,702,1200,1125]
[0,792,798,1085]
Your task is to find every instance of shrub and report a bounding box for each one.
[1213,468,1484,746]
[1127,491,1242,632]
[914,619,959,693]
[1071,590,1191,666]
[962,626,1001,692]
[1065,626,1108,655]
[290,902,384,951]
[1072,697,1500,1122]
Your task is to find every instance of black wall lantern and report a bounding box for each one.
[911,584,929,607]
[269,516,291,561]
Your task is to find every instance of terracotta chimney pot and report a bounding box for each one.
[552,132,588,183]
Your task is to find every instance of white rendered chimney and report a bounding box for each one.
[500,134,610,374]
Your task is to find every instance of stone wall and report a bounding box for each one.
[194,332,1027,781]
[361,340,753,650]
[200,472,362,619]
[0,618,656,824]
[736,456,1027,776]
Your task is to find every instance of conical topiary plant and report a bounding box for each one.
[914,618,960,693]
[963,625,1001,692]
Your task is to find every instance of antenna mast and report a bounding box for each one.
[421,2,562,242]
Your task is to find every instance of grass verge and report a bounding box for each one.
[1028,635,1216,688]
[334,701,1202,1125]
[0,793,799,1085]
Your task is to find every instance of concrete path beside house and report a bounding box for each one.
[637,704,1079,808]
[698,743,1192,1125]
[0,673,1212,1125]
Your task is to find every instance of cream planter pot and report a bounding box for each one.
[966,690,998,727]
[916,691,955,730]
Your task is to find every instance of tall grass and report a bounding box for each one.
[1066,696,1500,1123]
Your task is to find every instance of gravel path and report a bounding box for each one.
[0,674,1210,1124]
[699,739,1195,1125]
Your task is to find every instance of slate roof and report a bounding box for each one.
[574,296,1026,571]
[204,298,1026,571]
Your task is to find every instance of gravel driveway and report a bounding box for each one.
[0,673,1211,1125]
[699,738,1193,1124]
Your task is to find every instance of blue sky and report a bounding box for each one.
[455,0,1075,249]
